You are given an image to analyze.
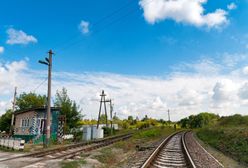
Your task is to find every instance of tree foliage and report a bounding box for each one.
[16,92,46,110]
[178,112,220,128]
[54,88,82,132]
[0,109,12,133]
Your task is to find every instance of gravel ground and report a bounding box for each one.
[185,132,224,168]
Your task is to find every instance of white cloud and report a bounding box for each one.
[0,46,4,54]
[212,79,237,104]
[227,2,237,10]
[238,83,248,100]
[6,28,37,45]
[2,53,248,120]
[79,20,90,34]
[242,66,248,75]
[139,0,229,28]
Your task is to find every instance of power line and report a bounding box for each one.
[54,0,137,52]
[32,77,48,93]
[55,0,154,54]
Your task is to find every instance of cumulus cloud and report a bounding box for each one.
[238,83,248,100]
[212,79,237,104]
[2,53,248,120]
[79,20,90,34]
[227,2,237,10]
[0,46,4,54]
[6,28,37,45]
[139,0,229,28]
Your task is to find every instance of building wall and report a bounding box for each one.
[15,111,36,135]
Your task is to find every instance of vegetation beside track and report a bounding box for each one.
[61,159,86,168]
[179,113,248,165]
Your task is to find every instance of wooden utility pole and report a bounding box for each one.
[10,87,17,135]
[109,99,113,134]
[97,90,108,128]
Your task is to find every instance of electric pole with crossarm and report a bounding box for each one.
[39,49,54,147]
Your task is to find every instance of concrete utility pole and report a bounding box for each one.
[47,50,53,144]
[10,87,17,135]
[168,109,170,122]
[39,49,54,146]
[97,90,108,128]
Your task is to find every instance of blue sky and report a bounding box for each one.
[0,0,247,75]
[1,0,248,119]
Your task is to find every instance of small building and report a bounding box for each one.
[13,107,63,143]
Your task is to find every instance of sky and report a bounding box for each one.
[1,0,248,121]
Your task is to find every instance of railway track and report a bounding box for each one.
[141,131,195,168]
[20,133,132,168]
[0,133,132,168]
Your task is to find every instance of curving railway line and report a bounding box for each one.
[141,131,195,168]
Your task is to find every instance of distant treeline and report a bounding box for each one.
[178,112,248,128]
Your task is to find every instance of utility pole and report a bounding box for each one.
[97,90,108,128]
[46,50,53,145]
[109,99,113,135]
[39,49,54,146]
[10,87,17,135]
[168,109,170,123]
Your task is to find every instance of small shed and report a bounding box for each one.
[13,107,62,143]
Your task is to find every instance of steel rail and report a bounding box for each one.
[0,133,133,162]
[19,134,132,168]
[141,131,196,168]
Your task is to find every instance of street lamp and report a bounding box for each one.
[39,49,54,147]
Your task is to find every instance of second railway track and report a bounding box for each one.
[141,131,195,168]
[0,133,133,168]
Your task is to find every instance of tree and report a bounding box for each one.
[54,88,82,132]
[0,110,12,133]
[99,114,107,124]
[142,115,149,121]
[178,112,220,128]
[16,92,46,110]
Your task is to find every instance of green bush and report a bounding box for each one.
[197,127,248,165]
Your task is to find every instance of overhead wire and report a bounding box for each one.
[32,77,48,93]
[55,0,155,54]
[54,0,138,52]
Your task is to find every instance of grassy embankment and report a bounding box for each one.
[197,115,248,165]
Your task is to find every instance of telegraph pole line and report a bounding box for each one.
[10,87,17,135]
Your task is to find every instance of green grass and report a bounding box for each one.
[197,127,248,165]
[94,148,117,165]
[61,159,86,168]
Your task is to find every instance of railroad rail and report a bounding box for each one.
[0,133,132,163]
[20,133,132,168]
[141,131,196,168]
